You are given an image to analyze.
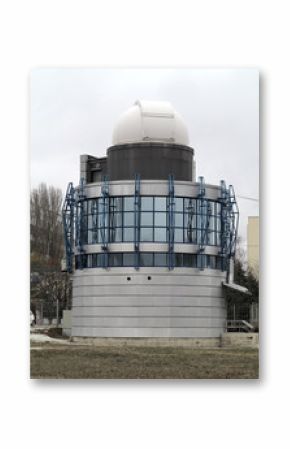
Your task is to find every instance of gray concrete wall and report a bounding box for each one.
[72,268,226,338]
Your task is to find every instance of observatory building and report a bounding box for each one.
[63,100,239,341]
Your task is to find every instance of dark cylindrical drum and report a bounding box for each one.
[107,142,194,181]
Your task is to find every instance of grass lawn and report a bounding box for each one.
[30,343,259,379]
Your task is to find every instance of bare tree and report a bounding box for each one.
[34,272,72,324]
[30,183,63,271]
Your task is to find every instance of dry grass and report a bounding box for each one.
[30,343,259,379]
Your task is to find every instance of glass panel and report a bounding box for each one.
[154,227,167,242]
[184,198,195,212]
[155,197,167,211]
[183,253,193,267]
[91,230,98,244]
[86,254,92,268]
[175,253,183,267]
[82,201,88,215]
[140,227,153,242]
[123,227,134,242]
[175,213,183,227]
[154,212,166,226]
[175,197,183,212]
[216,256,222,270]
[111,197,122,213]
[184,227,193,243]
[123,253,135,266]
[91,254,98,268]
[209,215,215,232]
[216,232,221,246]
[111,227,122,242]
[216,217,221,232]
[154,253,167,266]
[91,199,98,214]
[82,255,87,268]
[82,229,88,245]
[141,196,153,211]
[141,212,153,226]
[97,254,103,267]
[140,253,153,266]
[209,255,216,269]
[124,212,134,226]
[111,212,122,228]
[92,212,98,230]
[174,228,183,243]
[109,253,123,267]
[123,196,134,211]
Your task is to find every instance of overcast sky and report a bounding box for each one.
[30,68,259,247]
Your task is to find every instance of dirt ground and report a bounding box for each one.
[30,342,259,379]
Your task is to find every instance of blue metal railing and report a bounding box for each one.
[62,182,75,273]
[219,180,239,275]
[75,178,86,269]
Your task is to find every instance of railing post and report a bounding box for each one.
[168,174,175,270]
[101,175,110,268]
[62,182,75,273]
[134,173,141,270]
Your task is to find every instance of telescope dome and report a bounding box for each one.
[112,100,189,146]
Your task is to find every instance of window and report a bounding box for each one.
[140,253,154,266]
[174,228,183,243]
[124,227,134,242]
[154,253,167,266]
[124,212,134,226]
[183,253,193,267]
[140,212,153,226]
[75,253,223,270]
[154,212,166,226]
[123,196,134,211]
[91,253,98,267]
[109,253,123,267]
[140,227,153,242]
[175,197,183,212]
[81,196,224,248]
[175,213,183,228]
[141,196,153,211]
[110,226,122,243]
[155,197,167,211]
[154,227,167,242]
[123,253,135,266]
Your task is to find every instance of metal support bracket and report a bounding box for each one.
[100,175,110,268]
[168,174,175,270]
[62,182,75,273]
[134,173,141,270]
[219,180,239,279]
[197,176,208,270]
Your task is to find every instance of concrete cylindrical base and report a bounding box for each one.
[72,267,226,339]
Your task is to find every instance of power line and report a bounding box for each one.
[237,195,259,202]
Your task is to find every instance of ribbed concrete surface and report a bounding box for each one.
[72,268,226,338]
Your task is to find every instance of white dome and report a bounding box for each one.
[112,100,189,146]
